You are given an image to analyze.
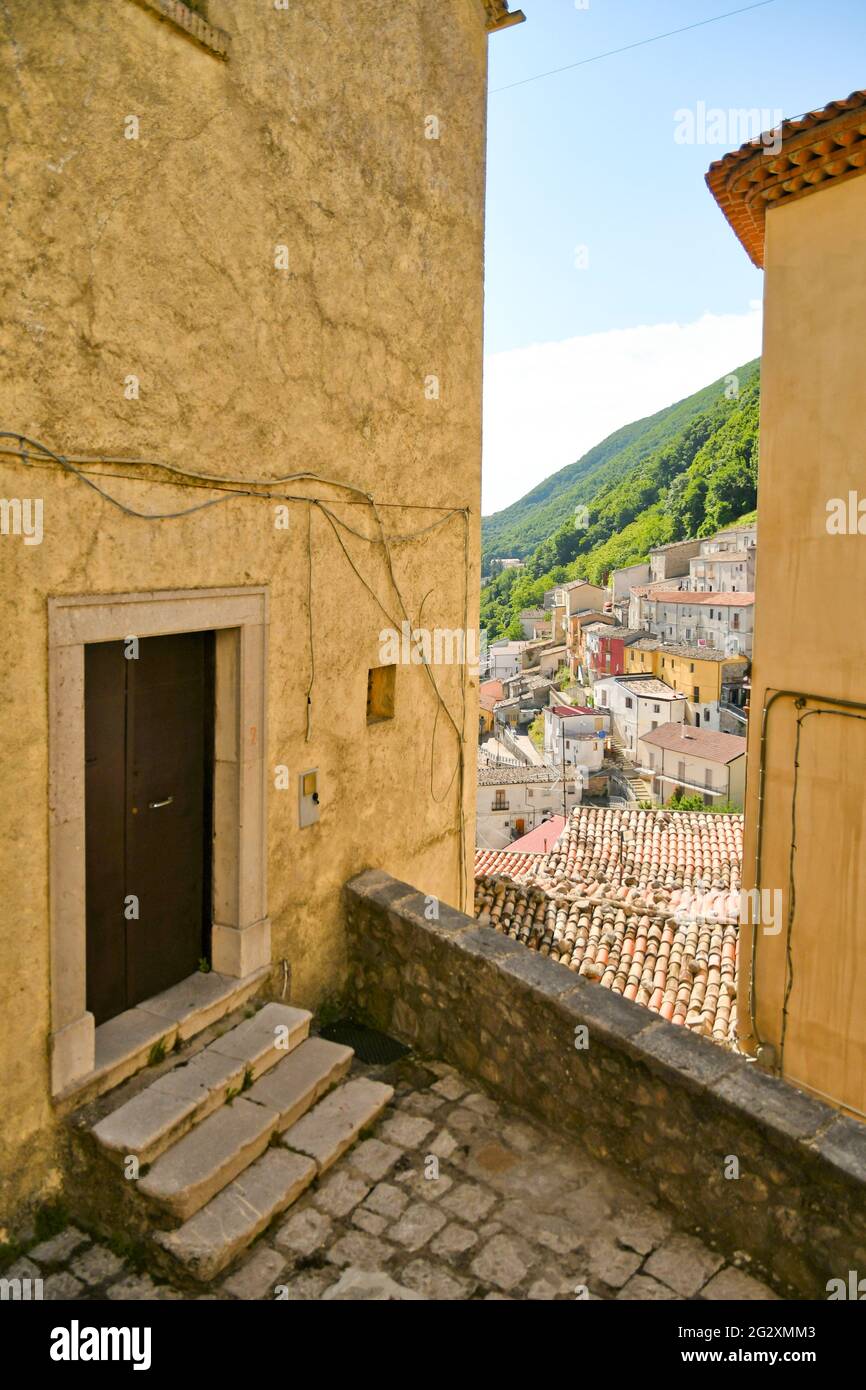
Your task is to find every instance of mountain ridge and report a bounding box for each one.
[480,359,760,641]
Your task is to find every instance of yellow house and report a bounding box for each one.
[626,640,748,727]
[0,0,521,1224]
[708,87,866,1117]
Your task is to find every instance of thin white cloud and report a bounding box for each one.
[482,306,763,515]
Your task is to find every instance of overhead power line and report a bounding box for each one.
[490,0,778,95]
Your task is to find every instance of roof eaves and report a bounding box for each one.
[706,88,866,268]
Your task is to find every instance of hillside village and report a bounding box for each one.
[478,519,754,847]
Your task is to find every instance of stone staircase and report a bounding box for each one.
[68,1002,392,1284]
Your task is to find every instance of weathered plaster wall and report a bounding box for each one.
[0,0,486,1221]
[740,172,866,1117]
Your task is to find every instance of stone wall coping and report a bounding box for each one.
[345,868,861,1194]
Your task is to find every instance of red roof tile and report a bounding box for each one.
[640,723,747,764]
[474,806,744,1044]
[473,848,542,882]
[647,592,754,607]
[706,89,866,268]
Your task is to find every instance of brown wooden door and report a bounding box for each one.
[85,632,214,1026]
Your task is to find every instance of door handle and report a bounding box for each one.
[149,796,174,810]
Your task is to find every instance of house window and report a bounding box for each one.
[366,664,396,723]
[689,663,695,673]
[693,686,700,701]
[653,704,660,714]
[733,613,741,630]
[493,790,507,810]
[527,788,534,798]
[625,697,633,710]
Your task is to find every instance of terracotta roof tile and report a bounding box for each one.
[647,591,754,607]
[473,848,543,881]
[640,722,747,764]
[474,806,744,1044]
[706,88,866,268]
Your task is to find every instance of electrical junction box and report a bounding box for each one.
[299,769,320,828]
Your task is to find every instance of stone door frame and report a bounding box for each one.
[48,586,270,1096]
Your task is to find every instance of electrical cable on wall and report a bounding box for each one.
[0,430,475,909]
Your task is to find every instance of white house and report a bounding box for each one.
[642,591,755,657]
[637,723,747,809]
[484,639,532,681]
[543,704,610,773]
[688,545,756,593]
[592,673,686,757]
[476,764,580,852]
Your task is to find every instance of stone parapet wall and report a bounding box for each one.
[344,869,866,1299]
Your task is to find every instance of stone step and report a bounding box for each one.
[154,1147,317,1282]
[138,1097,279,1221]
[245,1037,353,1132]
[89,1002,311,1167]
[280,1077,394,1173]
[91,1050,246,1168]
[206,1002,312,1080]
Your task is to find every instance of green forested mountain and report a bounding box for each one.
[480,359,760,642]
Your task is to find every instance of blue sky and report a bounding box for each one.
[482,0,866,511]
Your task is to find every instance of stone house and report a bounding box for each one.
[0,0,520,1225]
[642,591,755,657]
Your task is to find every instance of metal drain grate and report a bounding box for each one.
[319,1018,410,1065]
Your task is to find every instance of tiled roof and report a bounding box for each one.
[474,848,543,881]
[477,764,562,786]
[706,89,866,268]
[550,704,595,717]
[607,676,684,699]
[597,627,644,643]
[639,722,747,764]
[474,806,743,1043]
[630,638,748,663]
[647,591,754,607]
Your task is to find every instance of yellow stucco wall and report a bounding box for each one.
[740,170,866,1118]
[0,0,487,1220]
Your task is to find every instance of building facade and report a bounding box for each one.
[643,591,755,656]
[626,640,749,730]
[708,85,866,1116]
[637,724,747,809]
[476,765,579,851]
[0,0,511,1221]
[593,674,687,756]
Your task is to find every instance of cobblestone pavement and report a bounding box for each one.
[7,1057,781,1301]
